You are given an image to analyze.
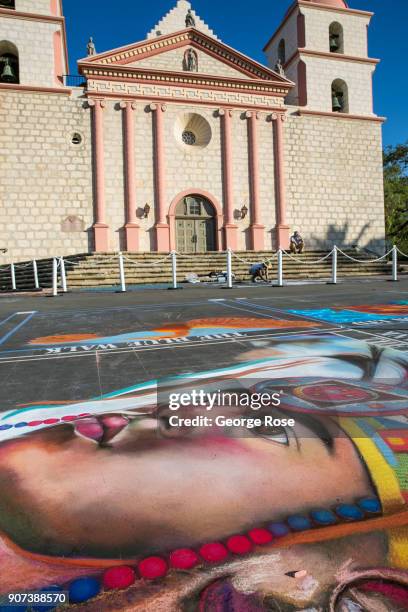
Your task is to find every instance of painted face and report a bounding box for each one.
[2,336,401,562]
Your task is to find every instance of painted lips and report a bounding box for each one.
[74,415,130,444]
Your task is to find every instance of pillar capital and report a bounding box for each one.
[149,102,167,112]
[245,110,260,120]
[270,112,286,122]
[120,101,137,110]
[218,108,233,118]
[88,98,106,109]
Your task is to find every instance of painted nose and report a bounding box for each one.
[74,415,129,444]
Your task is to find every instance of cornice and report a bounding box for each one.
[296,109,385,122]
[82,64,292,96]
[0,7,65,24]
[284,48,380,69]
[0,83,72,95]
[297,1,373,18]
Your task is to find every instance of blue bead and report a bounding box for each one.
[14,422,28,428]
[267,522,290,537]
[0,424,12,431]
[68,577,100,604]
[287,515,312,531]
[358,497,381,514]
[311,509,337,525]
[335,504,364,521]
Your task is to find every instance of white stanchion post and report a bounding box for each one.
[10,263,16,291]
[330,246,338,285]
[118,252,126,292]
[60,257,67,293]
[33,259,39,290]
[171,251,178,290]
[392,245,398,282]
[52,257,58,297]
[277,249,283,287]
[227,248,233,288]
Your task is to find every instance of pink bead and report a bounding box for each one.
[103,566,136,590]
[248,528,273,545]
[226,535,253,555]
[199,542,228,564]
[170,548,199,570]
[138,556,168,580]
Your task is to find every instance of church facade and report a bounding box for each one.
[0,0,385,261]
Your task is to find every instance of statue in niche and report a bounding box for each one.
[87,37,96,56]
[185,9,196,28]
[184,48,198,72]
[275,58,285,77]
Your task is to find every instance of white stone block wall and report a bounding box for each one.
[302,6,370,57]
[284,110,385,253]
[0,91,93,262]
[0,16,61,87]
[131,48,252,80]
[265,10,299,70]
[303,56,374,115]
[16,0,52,15]
[147,0,217,40]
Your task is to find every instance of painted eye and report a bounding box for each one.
[253,425,289,445]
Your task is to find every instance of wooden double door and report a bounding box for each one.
[175,196,216,253]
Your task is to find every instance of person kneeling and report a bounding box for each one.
[249,262,268,283]
[290,231,305,254]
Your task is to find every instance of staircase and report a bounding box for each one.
[0,250,394,292]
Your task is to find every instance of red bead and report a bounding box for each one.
[170,549,199,570]
[43,418,59,425]
[248,528,273,545]
[103,566,136,590]
[62,415,77,422]
[28,421,43,427]
[226,535,253,555]
[138,556,168,580]
[199,542,228,564]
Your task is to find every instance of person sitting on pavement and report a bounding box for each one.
[249,262,268,283]
[290,231,305,254]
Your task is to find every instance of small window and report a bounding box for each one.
[278,39,286,64]
[182,130,196,146]
[0,40,19,84]
[0,1,15,9]
[331,79,349,113]
[71,132,83,145]
[329,22,344,54]
[189,201,201,216]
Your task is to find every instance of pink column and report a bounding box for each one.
[272,113,290,249]
[220,108,237,251]
[150,103,170,252]
[89,99,109,252]
[120,101,140,252]
[247,111,265,250]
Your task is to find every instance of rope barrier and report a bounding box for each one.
[122,254,172,266]
[282,249,334,265]
[231,252,278,266]
[397,247,408,259]
[335,247,393,264]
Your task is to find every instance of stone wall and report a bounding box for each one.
[131,48,252,80]
[284,110,385,253]
[16,0,52,16]
[0,90,93,262]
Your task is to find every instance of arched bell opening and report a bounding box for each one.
[0,1,16,9]
[329,22,344,54]
[0,41,19,84]
[331,79,349,113]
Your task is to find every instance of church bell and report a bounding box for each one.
[332,92,343,112]
[1,58,16,83]
[330,34,340,52]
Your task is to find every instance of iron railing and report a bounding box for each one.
[63,75,86,88]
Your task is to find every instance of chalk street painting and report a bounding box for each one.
[288,301,408,326]
[1,330,408,610]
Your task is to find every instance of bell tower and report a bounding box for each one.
[0,0,67,88]
[264,0,378,117]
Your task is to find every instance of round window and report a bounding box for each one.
[182,130,197,146]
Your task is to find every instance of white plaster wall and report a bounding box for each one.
[0,91,93,262]
[265,10,299,71]
[302,6,370,57]
[285,110,385,253]
[303,55,374,115]
[0,16,60,87]
[16,0,52,15]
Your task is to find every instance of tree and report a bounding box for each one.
[383,141,408,254]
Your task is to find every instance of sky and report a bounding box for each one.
[64,0,408,148]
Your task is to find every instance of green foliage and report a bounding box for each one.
[383,141,408,254]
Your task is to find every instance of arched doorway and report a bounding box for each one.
[175,195,216,253]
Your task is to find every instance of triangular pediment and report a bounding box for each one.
[78,29,292,87]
